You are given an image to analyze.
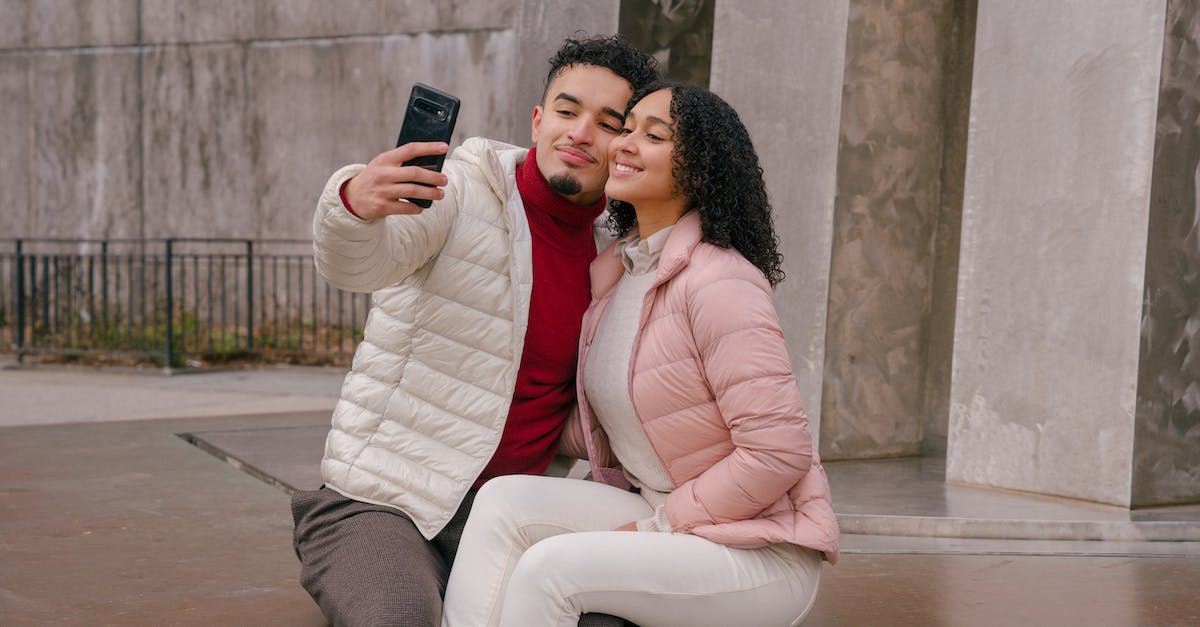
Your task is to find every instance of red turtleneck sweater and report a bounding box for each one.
[474,148,605,485]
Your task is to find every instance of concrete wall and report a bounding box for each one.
[709,1,849,440]
[947,0,1166,506]
[1,0,629,241]
[1133,0,1200,507]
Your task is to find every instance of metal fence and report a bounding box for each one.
[0,238,371,368]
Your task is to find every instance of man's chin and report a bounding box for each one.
[547,174,583,197]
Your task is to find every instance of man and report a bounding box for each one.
[291,35,658,626]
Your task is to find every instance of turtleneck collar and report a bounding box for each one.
[516,147,606,255]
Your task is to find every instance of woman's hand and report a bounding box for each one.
[614,521,637,531]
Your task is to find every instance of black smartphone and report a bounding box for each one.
[395,83,460,208]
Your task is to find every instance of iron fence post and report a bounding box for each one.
[246,240,254,351]
[101,241,108,345]
[14,239,24,362]
[164,239,174,369]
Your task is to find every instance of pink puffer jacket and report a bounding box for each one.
[561,211,839,563]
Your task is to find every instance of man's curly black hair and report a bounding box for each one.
[542,34,660,102]
[607,83,786,286]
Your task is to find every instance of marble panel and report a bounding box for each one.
[29,49,141,239]
[252,0,388,40]
[948,0,1166,506]
[381,0,518,34]
[140,0,259,44]
[249,31,519,240]
[820,0,955,458]
[379,31,518,150]
[0,1,27,48]
[1133,0,1200,507]
[140,0,517,45]
[250,39,389,240]
[506,0,619,145]
[0,54,31,238]
[709,1,849,443]
[141,44,255,238]
[26,0,138,48]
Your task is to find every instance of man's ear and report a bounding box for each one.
[531,105,543,144]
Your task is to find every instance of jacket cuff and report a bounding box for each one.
[319,164,369,229]
[635,505,673,533]
[338,178,365,219]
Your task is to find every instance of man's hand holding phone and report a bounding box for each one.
[343,142,449,220]
[343,83,460,220]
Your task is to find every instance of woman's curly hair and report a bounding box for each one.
[607,83,785,286]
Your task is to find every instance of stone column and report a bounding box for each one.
[504,0,621,145]
[1133,0,1200,507]
[948,0,1175,506]
[709,1,850,440]
[817,0,970,459]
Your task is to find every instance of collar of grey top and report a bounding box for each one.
[616,224,676,276]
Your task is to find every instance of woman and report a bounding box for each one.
[441,83,839,627]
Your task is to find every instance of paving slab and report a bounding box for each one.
[4,365,1200,625]
[186,424,328,494]
[0,365,343,427]
[0,412,328,626]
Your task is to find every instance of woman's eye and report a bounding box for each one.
[619,128,633,135]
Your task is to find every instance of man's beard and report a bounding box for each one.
[547,174,582,197]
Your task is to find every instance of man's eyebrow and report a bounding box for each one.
[602,106,625,121]
[552,92,581,105]
[552,92,625,122]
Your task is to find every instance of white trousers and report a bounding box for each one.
[441,475,822,627]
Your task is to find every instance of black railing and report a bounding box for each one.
[0,238,371,368]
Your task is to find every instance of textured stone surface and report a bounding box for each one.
[249,38,386,241]
[30,50,142,239]
[26,0,139,48]
[0,54,31,238]
[250,31,519,240]
[506,0,619,144]
[0,0,28,48]
[381,0,518,34]
[1133,0,1200,507]
[141,44,257,239]
[819,0,956,459]
[710,1,849,442]
[140,0,261,43]
[922,0,977,456]
[947,0,1166,506]
[140,0,516,44]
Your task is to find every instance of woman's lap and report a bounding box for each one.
[443,475,821,627]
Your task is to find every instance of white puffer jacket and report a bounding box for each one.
[313,138,543,539]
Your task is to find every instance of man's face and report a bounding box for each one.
[532,64,633,206]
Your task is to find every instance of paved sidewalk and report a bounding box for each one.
[2,365,1199,626]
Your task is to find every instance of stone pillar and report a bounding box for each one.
[1133,0,1200,507]
[948,0,1172,506]
[709,1,850,439]
[817,0,969,459]
[504,0,621,145]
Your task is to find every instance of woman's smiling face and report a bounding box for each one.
[605,88,681,210]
